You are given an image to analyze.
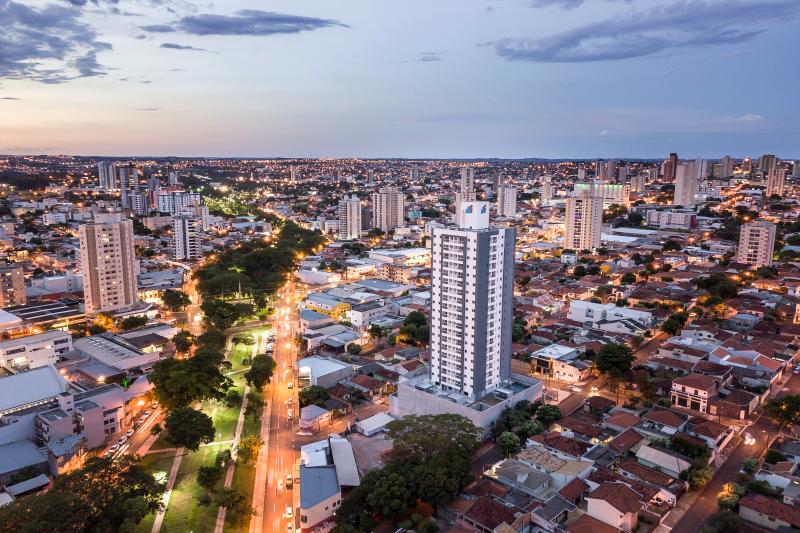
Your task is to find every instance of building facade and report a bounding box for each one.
[564,191,602,251]
[736,220,776,267]
[337,195,362,240]
[173,215,203,261]
[371,187,405,232]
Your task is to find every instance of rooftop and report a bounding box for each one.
[0,365,68,415]
[299,464,340,509]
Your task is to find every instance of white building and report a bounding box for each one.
[172,215,203,261]
[766,168,786,198]
[371,187,405,232]
[79,213,138,315]
[574,180,629,207]
[674,160,703,207]
[646,210,697,230]
[565,191,602,251]
[337,195,362,240]
[496,184,517,217]
[736,220,776,267]
[157,191,202,215]
[567,300,654,329]
[430,201,514,400]
[0,331,72,372]
[97,162,119,191]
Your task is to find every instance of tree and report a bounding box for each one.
[197,464,223,491]
[235,434,262,466]
[164,407,216,451]
[741,458,759,475]
[119,315,148,331]
[244,353,277,389]
[595,343,635,376]
[410,453,467,510]
[368,324,387,341]
[386,414,481,464]
[661,318,682,335]
[162,289,192,312]
[201,299,241,330]
[224,389,243,408]
[148,352,229,410]
[214,488,249,526]
[404,311,427,328]
[765,395,800,429]
[232,334,255,346]
[688,465,713,490]
[365,471,412,517]
[716,483,745,510]
[573,265,587,278]
[0,456,163,533]
[520,420,544,438]
[662,240,682,251]
[498,431,522,457]
[299,385,329,407]
[346,343,362,356]
[700,511,744,533]
[535,404,562,425]
[172,331,195,354]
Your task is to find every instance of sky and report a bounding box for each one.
[1,0,798,159]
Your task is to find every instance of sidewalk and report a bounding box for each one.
[151,447,185,533]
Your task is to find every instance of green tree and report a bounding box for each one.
[232,334,255,346]
[164,407,216,451]
[161,289,192,312]
[700,511,744,533]
[368,324,387,341]
[404,310,427,328]
[172,330,195,354]
[661,318,682,335]
[244,354,277,389]
[498,431,522,457]
[214,488,249,526]
[224,389,243,408]
[765,395,800,429]
[0,456,163,533]
[148,352,229,410]
[688,465,713,490]
[595,343,635,376]
[235,434,262,467]
[197,464,223,491]
[741,458,759,474]
[520,420,544,438]
[535,404,562,425]
[347,343,363,356]
[119,315,148,330]
[299,385,329,407]
[386,414,481,464]
[365,471,412,517]
[201,299,241,330]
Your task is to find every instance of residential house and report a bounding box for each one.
[670,374,719,413]
[585,482,643,532]
[739,493,800,530]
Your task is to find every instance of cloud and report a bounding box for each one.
[488,0,799,62]
[160,42,212,52]
[136,107,159,111]
[0,96,20,100]
[408,52,444,63]
[142,9,347,36]
[528,0,632,9]
[726,113,766,122]
[599,129,609,135]
[0,0,111,83]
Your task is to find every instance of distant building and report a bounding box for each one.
[674,160,702,207]
[172,215,203,261]
[337,195,362,240]
[0,264,26,307]
[646,210,696,230]
[736,220,776,267]
[496,184,517,217]
[565,191,602,251]
[766,168,786,197]
[371,187,405,232]
[79,213,137,315]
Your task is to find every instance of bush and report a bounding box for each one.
[224,389,243,408]
[765,449,787,464]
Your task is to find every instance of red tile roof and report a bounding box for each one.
[739,493,800,527]
[463,495,519,530]
[609,428,645,454]
[567,514,622,533]
[558,477,589,503]
[587,482,644,514]
[642,409,687,428]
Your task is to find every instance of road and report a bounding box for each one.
[672,373,800,533]
[256,278,301,533]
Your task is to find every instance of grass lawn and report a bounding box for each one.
[131,451,188,533]
[159,444,231,533]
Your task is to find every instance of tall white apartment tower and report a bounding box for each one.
[766,168,786,198]
[79,213,138,315]
[540,175,554,206]
[430,201,515,400]
[674,160,700,207]
[118,164,138,209]
[496,184,517,217]
[736,220,776,267]
[337,195,362,240]
[720,156,734,178]
[173,215,203,261]
[97,162,119,191]
[168,170,180,187]
[289,166,299,184]
[371,187,405,232]
[460,167,475,193]
[565,190,602,251]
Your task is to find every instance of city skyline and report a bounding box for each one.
[2,0,799,158]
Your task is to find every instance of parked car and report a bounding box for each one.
[285,506,293,519]
[118,435,128,444]
[286,472,293,488]
[108,443,120,453]
[125,429,135,437]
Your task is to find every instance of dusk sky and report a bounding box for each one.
[1,0,798,159]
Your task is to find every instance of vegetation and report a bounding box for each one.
[498,431,522,457]
[119,315,148,330]
[244,353,277,389]
[765,395,800,429]
[699,511,744,533]
[172,330,195,354]
[162,289,192,312]
[716,482,745,511]
[0,456,163,532]
[299,385,329,407]
[397,311,430,345]
[164,407,216,451]
[148,345,230,410]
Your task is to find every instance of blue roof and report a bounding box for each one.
[0,440,47,475]
[301,404,330,421]
[299,465,339,508]
[299,309,330,322]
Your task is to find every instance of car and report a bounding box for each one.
[744,432,755,445]
[591,385,599,392]
[287,382,293,389]
[108,443,120,452]
[286,524,294,532]
[286,472,293,488]
[138,416,148,425]
[125,429,135,437]
[794,368,800,375]
[570,386,582,393]
[103,449,114,458]
[287,398,293,405]
[118,435,128,444]
[285,506,293,519]
[143,410,152,417]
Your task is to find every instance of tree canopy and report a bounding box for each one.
[164,407,216,451]
[244,353,277,389]
[386,414,481,464]
[595,343,635,376]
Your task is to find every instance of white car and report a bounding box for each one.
[118,435,128,444]
[794,368,800,375]
[285,506,293,519]
[286,524,294,532]
[591,385,599,392]
[744,432,755,445]
[125,429,135,437]
[108,443,120,453]
[570,386,582,393]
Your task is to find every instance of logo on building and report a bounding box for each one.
[465,205,473,214]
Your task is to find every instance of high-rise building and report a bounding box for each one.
[168,170,179,187]
[371,187,405,232]
[736,220,776,267]
[630,173,647,193]
[97,162,119,191]
[766,168,786,198]
[565,190,602,251]
[79,213,137,315]
[674,160,701,207]
[574,180,629,207]
[539,175,554,206]
[173,215,203,261]
[493,172,505,192]
[337,195,362,240]
[496,184,517,217]
[668,153,679,181]
[577,166,586,181]
[429,201,514,400]
[290,166,299,184]
[0,264,26,306]
[409,166,420,181]
[460,167,475,194]
[793,161,800,178]
[118,164,138,209]
[157,191,202,215]
[366,169,375,185]
[720,156,734,178]
[130,191,150,216]
[759,154,779,173]
[742,156,752,173]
